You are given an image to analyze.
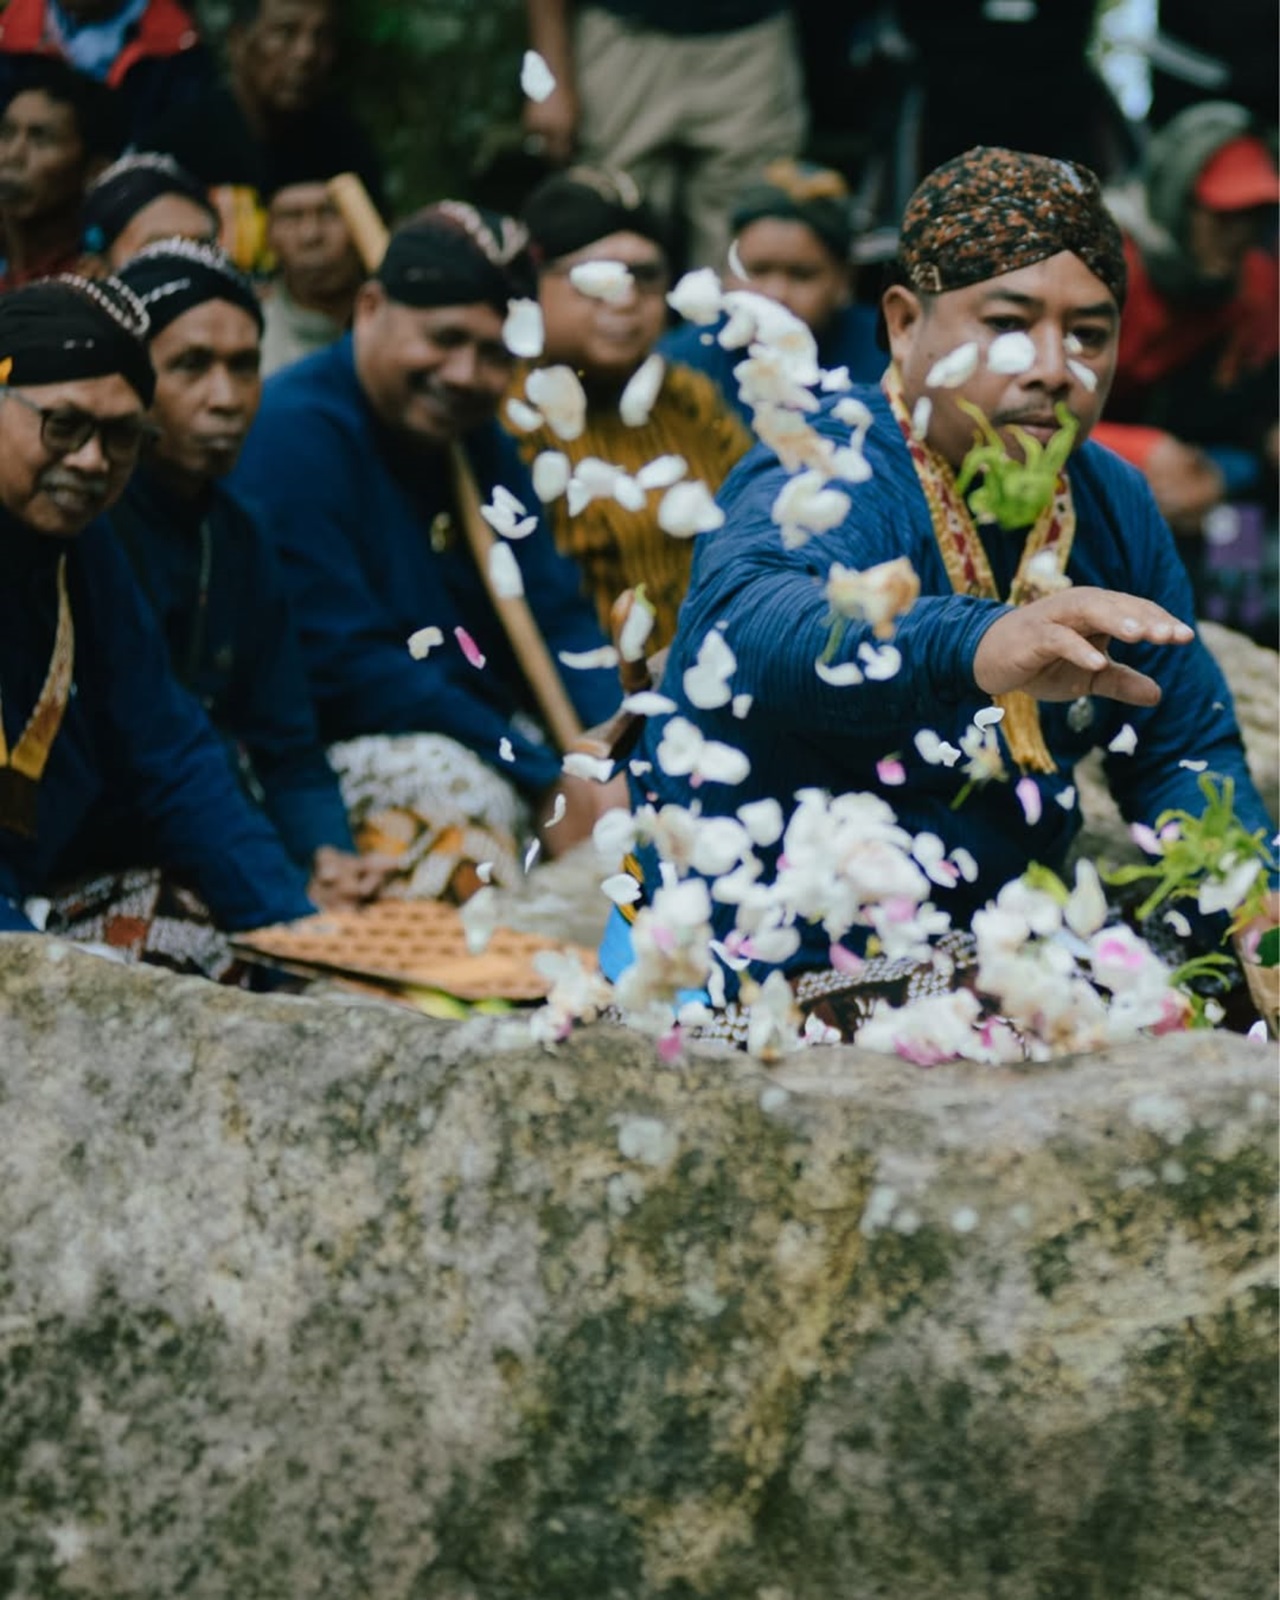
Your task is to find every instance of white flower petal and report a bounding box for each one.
[925,341,979,389]
[619,353,665,426]
[620,691,677,716]
[498,736,515,763]
[815,658,863,686]
[986,330,1036,375]
[520,48,556,102]
[974,706,1005,728]
[569,259,634,304]
[911,396,932,439]
[731,692,753,719]
[1067,359,1098,392]
[635,453,687,491]
[602,872,642,906]
[1108,723,1137,756]
[618,595,655,663]
[525,364,587,441]
[532,449,570,502]
[666,267,723,326]
[562,751,614,783]
[505,396,542,432]
[487,541,525,599]
[408,625,444,659]
[658,480,724,538]
[612,473,646,512]
[502,297,544,358]
[559,645,618,670]
[737,797,784,847]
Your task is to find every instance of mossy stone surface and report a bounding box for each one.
[0,937,1275,1598]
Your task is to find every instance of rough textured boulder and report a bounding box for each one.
[0,937,1275,1599]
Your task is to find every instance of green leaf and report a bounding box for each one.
[1257,926,1280,969]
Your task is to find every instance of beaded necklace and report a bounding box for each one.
[882,364,1073,773]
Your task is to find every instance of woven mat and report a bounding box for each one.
[232,899,592,1003]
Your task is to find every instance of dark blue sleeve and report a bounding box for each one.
[674,447,1011,739]
[87,531,313,930]
[234,400,568,794]
[223,508,354,863]
[1092,461,1275,844]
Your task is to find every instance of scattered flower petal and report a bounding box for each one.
[667,267,723,326]
[1163,908,1192,939]
[974,706,1005,729]
[498,736,515,763]
[951,846,979,882]
[408,625,443,659]
[1179,758,1207,772]
[559,645,618,670]
[914,729,961,766]
[524,837,541,873]
[544,791,566,826]
[731,692,753,718]
[476,861,493,883]
[526,364,587,440]
[1055,785,1076,810]
[1108,723,1137,756]
[620,690,677,716]
[569,259,634,304]
[618,592,655,662]
[602,872,642,905]
[454,626,486,669]
[1015,776,1042,825]
[502,297,544,358]
[505,396,542,432]
[619,353,665,425]
[737,797,784,847]
[683,628,736,709]
[911,396,932,438]
[987,330,1036,374]
[877,757,906,786]
[635,453,687,491]
[532,450,570,502]
[1065,859,1107,937]
[562,751,614,783]
[926,341,979,388]
[488,540,525,598]
[520,48,556,101]
[857,641,901,680]
[815,659,863,686]
[658,479,724,537]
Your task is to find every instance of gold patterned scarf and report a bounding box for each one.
[0,553,75,838]
[882,364,1074,773]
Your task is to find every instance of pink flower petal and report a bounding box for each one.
[657,1026,683,1064]
[829,943,864,975]
[454,626,486,669]
[1130,822,1162,854]
[1015,776,1042,825]
[877,757,906,786]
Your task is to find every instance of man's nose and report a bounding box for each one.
[439,345,482,388]
[61,430,109,473]
[1027,329,1070,393]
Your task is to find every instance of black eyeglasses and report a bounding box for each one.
[1,388,157,464]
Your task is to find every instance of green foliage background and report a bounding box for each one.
[198,0,528,216]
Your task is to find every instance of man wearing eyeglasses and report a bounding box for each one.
[0,272,312,953]
[510,167,751,646]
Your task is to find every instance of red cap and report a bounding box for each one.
[1194,136,1280,211]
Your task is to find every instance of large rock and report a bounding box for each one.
[0,938,1275,1597]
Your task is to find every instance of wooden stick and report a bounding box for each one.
[326,172,585,755]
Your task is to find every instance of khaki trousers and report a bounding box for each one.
[573,6,808,270]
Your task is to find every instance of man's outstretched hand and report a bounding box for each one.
[973,587,1194,704]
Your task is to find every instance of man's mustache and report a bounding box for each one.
[38,468,109,505]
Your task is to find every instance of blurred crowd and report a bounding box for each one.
[0,0,1274,979]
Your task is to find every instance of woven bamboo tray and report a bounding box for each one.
[233,899,590,1003]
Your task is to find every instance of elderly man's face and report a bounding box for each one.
[352,286,513,444]
[0,373,148,536]
[883,251,1119,472]
[147,300,263,490]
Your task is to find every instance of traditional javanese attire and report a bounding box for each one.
[604,382,1274,989]
[0,508,312,936]
[231,334,620,894]
[507,357,752,644]
[107,465,354,867]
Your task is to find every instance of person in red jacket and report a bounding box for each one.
[0,0,214,145]
[1095,101,1279,644]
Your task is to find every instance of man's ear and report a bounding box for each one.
[352,278,385,327]
[880,283,924,367]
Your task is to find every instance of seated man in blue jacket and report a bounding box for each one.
[232,204,624,898]
[605,146,1275,1031]
[0,273,312,950]
[113,237,388,911]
